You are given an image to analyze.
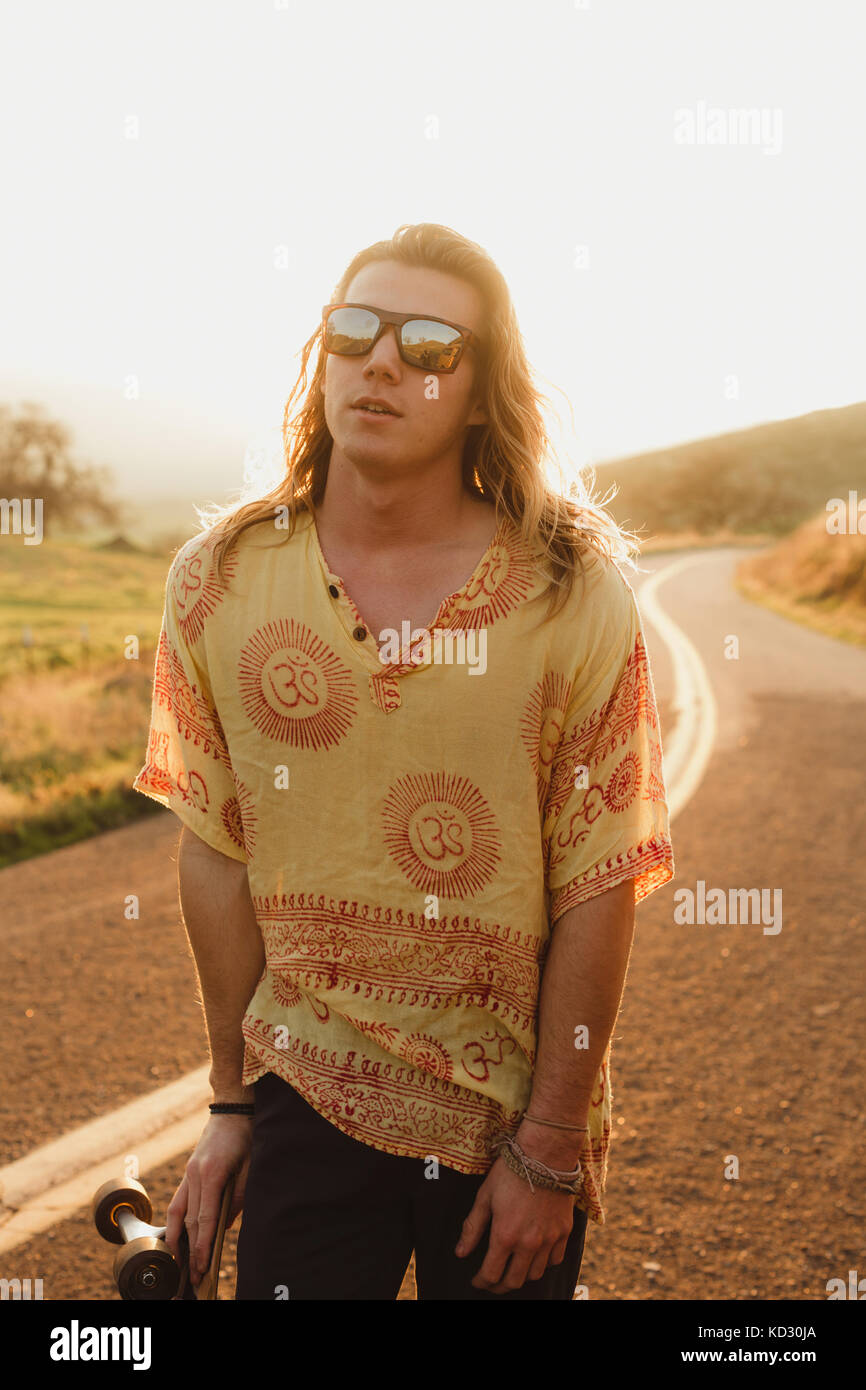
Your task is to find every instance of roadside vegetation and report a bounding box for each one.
[735,512,866,648]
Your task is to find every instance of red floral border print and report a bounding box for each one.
[151,629,234,771]
[544,632,659,823]
[241,1021,613,1224]
[135,732,215,815]
[574,1130,610,1225]
[369,671,402,713]
[343,1016,401,1052]
[221,777,257,858]
[591,1056,608,1111]
[253,889,543,1035]
[171,531,239,647]
[549,831,674,924]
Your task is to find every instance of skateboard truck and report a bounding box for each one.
[92,1174,235,1300]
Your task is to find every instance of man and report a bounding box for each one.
[133,222,674,1301]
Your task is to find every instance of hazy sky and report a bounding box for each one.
[1,0,864,502]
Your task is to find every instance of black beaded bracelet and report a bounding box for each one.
[209,1102,255,1115]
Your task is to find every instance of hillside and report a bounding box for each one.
[593,401,866,541]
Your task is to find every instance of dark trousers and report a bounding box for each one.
[235,1071,589,1301]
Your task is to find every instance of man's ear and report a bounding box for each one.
[467,396,488,427]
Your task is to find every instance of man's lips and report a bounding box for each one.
[351,404,401,421]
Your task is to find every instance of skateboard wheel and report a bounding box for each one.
[92,1177,152,1244]
[114,1238,179,1301]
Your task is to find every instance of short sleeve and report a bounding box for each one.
[132,542,248,863]
[542,558,674,924]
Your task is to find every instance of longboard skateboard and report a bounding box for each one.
[92,1173,235,1300]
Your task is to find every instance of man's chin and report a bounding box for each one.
[335,439,405,471]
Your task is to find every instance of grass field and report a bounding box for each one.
[0,538,174,866]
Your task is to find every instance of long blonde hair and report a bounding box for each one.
[201,222,640,617]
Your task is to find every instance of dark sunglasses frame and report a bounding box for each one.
[321,302,482,373]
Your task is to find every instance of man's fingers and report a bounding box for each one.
[184,1167,201,1282]
[193,1202,220,1282]
[191,1168,231,1282]
[164,1177,189,1264]
[547,1234,569,1268]
[454,1188,492,1257]
[470,1228,514,1288]
[503,1248,537,1290]
[528,1244,555,1281]
[226,1158,249,1230]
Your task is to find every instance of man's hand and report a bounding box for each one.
[454,1156,577,1292]
[165,1115,254,1287]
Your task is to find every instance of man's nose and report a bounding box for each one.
[364,323,402,371]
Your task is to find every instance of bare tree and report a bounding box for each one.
[0,401,122,533]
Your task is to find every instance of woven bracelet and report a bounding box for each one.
[491,1131,583,1195]
[209,1102,255,1115]
[498,1141,582,1195]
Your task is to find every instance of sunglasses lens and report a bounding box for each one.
[401,319,463,370]
[324,306,380,355]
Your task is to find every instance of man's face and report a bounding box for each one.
[321,260,488,479]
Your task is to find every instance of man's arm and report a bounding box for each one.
[456,877,636,1292]
[164,825,266,1285]
[516,876,636,1167]
[176,825,265,1103]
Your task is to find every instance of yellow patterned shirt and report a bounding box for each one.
[133,508,674,1223]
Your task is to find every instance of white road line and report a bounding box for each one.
[0,1113,208,1256]
[638,553,719,822]
[0,552,718,1255]
[0,1068,210,1254]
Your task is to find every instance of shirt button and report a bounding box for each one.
[352,625,367,641]
[328,584,339,598]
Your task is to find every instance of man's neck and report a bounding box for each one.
[314,452,492,558]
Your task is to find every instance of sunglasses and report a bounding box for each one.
[321,302,482,373]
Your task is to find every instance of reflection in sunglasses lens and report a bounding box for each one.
[402,319,461,370]
[326,306,379,354]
